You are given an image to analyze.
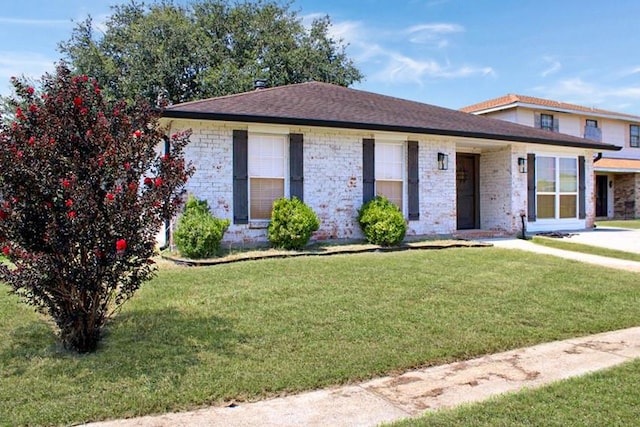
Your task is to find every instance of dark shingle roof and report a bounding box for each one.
[163,82,620,151]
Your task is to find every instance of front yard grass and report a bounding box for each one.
[532,236,640,262]
[2,247,640,425]
[392,358,640,426]
[596,219,640,229]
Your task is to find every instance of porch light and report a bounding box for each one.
[518,157,527,173]
[437,152,448,170]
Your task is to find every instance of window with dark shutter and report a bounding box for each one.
[407,141,419,220]
[233,130,248,224]
[527,153,536,221]
[578,156,586,219]
[362,138,375,203]
[289,133,304,201]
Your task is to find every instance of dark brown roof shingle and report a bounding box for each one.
[164,82,620,151]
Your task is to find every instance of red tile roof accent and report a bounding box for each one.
[460,94,640,121]
[595,158,640,171]
[164,82,620,151]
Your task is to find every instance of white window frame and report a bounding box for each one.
[247,133,288,221]
[536,156,578,221]
[374,140,406,215]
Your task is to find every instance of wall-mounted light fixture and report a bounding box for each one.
[437,152,449,170]
[517,157,527,174]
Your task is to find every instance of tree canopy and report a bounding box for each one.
[59,0,364,105]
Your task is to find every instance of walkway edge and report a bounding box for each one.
[85,327,640,427]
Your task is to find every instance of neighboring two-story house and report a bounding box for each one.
[461,94,639,220]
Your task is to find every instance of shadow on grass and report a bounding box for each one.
[3,307,245,383]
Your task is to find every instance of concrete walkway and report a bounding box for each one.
[87,327,640,427]
[86,228,640,427]
[487,237,640,272]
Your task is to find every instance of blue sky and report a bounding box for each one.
[2,0,640,113]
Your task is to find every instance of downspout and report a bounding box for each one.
[159,135,171,251]
[593,152,603,163]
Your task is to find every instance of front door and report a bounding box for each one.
[456,154,479,229]
[595,175,608,217]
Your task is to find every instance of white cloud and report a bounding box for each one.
[370,50,494,84]
[300,14,492,86]
[541,56,561,77]
[533,77,640,112]
[0,52,56,95]
[405,23,464,47]
[0,17,71,26]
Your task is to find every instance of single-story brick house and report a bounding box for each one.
[160,82,620,246]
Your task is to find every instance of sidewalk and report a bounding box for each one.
[86,327,640,427]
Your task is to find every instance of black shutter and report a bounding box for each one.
[233,130,248,224]
[578,155,586,219]
[527,153,536,221]
[407,141,419,220]
[289,133,304,201]
[363,138,375,203]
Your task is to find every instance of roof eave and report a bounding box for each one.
[161,110,622,151]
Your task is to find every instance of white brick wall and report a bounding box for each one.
[166,118,593,245]
[476,146,529,233]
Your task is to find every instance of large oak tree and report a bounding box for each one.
[59,0,364,105]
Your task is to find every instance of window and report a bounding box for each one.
[536,156,578,220]
[584,119,601,141]
[631,124,640,148]
[540,114,554,131]
[248,134,286,220]
[375,142,404,211]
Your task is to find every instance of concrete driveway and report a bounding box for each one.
[561,226,640,253]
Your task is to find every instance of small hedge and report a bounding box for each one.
[357,196,406,246]
[268,197,320,250]
[173,195,230,259]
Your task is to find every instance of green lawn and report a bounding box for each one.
[532,236,640,262]
[596,219,640,229]
[392,358,640,426]
[2,248,640,426]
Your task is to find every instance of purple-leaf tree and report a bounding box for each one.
[0,65,194,353]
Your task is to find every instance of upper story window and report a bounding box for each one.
[535,113,559,132]
[584,119,602,142]
[248,134,286,220]
[540,114,554,131]
[375,141,404,211]
[630,124,640,148]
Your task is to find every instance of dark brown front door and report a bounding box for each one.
[595,175,608,217]
[456,154,479,229]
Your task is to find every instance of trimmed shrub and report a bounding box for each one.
[268,197,320,250]
[357,196,407,246]
[174,195,230,258]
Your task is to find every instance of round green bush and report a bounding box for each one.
[174,195,230,258]
[268,197,320,250]
[357,196,407,246]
